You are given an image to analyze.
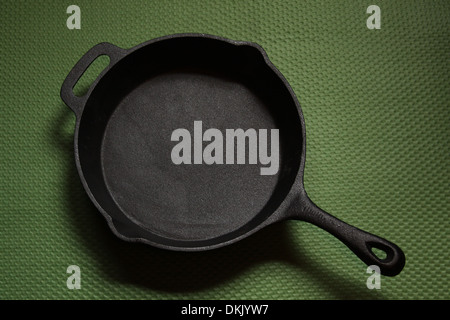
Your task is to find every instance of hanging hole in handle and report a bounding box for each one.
[370,247,387,260]
[73,55,110,97]
[367,241,395,263]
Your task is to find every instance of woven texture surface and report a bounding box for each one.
[1,0,448,300]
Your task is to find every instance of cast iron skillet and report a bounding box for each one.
[61,34,405,276]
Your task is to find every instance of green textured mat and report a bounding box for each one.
[1,0,449,300]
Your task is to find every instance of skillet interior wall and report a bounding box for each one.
[78,36,303,243]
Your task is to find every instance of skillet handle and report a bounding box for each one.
[292,192,405,276]
[60,42,127,116]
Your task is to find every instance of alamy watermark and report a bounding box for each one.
[66,5,81,30]
[367,5,381,29]
[366,265,381,289]
[66,265,81,289]
[171,121,279,175]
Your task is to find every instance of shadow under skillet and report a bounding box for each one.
[52,104,381,299]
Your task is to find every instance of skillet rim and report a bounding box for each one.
[70,33,308,251]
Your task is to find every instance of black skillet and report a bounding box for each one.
[61,34,405,276]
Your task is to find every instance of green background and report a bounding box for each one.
[1,0,448,300]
